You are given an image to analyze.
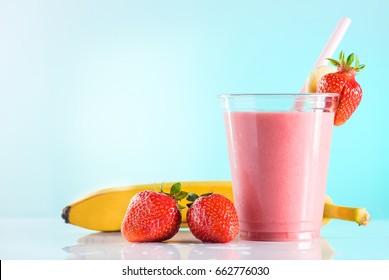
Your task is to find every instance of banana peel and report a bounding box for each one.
[62,181,370,232]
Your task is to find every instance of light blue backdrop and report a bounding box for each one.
[1,0,388,219]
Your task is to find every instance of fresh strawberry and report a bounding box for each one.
[317,51,365,126]
[186,193,239,243]
[121,183,187,242]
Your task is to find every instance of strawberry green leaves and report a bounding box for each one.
[158,182,217,210]
[159,182,188,211]
[186,192,213,208]
[327,50,365,72]
[186,193,199,208]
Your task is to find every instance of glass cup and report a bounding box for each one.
[220,93,339,241]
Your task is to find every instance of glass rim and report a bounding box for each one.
[219,93,339,99]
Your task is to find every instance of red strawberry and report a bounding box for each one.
[121,183,187,242]
[317,51,365,126]
[186,193,239,243]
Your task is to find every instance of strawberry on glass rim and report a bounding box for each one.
[316,51,365,126]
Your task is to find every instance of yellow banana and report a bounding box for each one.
[305,65,337,93]
[322,195,370,226]
[62,181,370,232]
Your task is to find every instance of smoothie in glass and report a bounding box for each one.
[221,94,339,241]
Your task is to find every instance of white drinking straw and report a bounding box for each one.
[301,17,351,92]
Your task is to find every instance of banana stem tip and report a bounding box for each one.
[62,206,71,223]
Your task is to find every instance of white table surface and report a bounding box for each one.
[0,217,388,260]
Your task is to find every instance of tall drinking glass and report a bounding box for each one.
[220,93,339,241]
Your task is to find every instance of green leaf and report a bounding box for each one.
[176,191,189,201]
[346,53,355,66]
[327,58,340,66]
[358,64,366,70]
[187,193,199,202]
[355,55,360,68]
[186,202,193,208]
[170,182,181,194]
[339,50,346,65]
[339,50,344,61]
[177,204,186,211]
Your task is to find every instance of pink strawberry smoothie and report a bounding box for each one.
[225,111,335,241]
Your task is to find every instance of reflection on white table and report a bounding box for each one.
[63,230,335,260]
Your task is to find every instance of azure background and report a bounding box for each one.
[1,0,388,221]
